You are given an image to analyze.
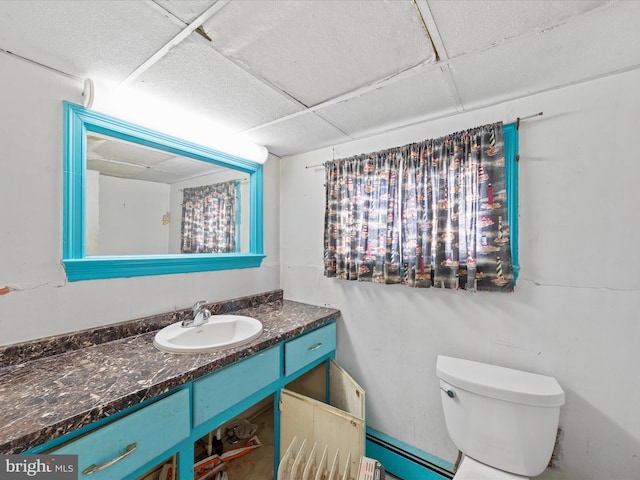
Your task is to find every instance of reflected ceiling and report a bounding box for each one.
[87,134,227,184]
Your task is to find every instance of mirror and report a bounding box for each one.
[85,133,251,255]
[63,102,265,281]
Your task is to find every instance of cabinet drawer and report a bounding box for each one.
[193,346,280,427]
[285,323,336,376]
[52,389,190,480]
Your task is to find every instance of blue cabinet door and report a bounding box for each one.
[52,389,190,480]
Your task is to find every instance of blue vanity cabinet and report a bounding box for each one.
[51,389,190,480]
[192,345,280,428]
[31,321,341,480]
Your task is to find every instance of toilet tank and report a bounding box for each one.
[436,356,565,477]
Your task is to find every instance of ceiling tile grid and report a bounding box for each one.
[154,0,218,24]
[316,66,459,139]
[0,0,183,84]
[88,135,173,168]
[87,160,145,179]
[2,0,640,158]
[447,0,640,110]
[135,35,304,133]
[243,111,352,158]
[201,0,436,107]
[428,0,611,58]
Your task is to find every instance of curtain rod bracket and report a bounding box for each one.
[516,111,543,130]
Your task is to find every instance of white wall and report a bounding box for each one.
[0,52,280,345]
[98,175,170,255]
[280,68,640,479]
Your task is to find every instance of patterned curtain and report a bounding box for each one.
[324,152,402,283]
[324,122,514,292]
[181,180,239,254]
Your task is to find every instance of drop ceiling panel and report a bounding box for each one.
[135,35,304,133]
[317,67,458,138]
[2,0,639,160]
[88,137,174,167]
[449,0,640,109]
[245,113,352,157]
[153,0,216,23]
[428,0,610,58]
[154,156,224,177]
[136,154,225,183]
[0,1,182,83]
[87,134,224,183]
[202,0,436,107]
[136,170,188,184]
[88,160,146,179]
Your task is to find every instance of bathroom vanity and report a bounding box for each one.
[0,291,364,479]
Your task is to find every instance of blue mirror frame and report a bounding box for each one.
[62,102,265,281]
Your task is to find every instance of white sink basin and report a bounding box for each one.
[153,315,263,354]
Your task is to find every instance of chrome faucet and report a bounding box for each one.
[181,300,211,327]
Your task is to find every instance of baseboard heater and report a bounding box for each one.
[366,431,453,480]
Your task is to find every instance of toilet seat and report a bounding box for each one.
[454,456,529,480]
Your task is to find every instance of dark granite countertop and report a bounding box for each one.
[0,291,340,454]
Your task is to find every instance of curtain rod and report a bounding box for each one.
[178,178,249,189]
[516,111,543,130]
[305,113,544,169]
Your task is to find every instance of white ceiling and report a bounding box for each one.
[86,134,227,183]
[1,0,639,158]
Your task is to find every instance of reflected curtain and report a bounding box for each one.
[324,122,515,292]
[181,180,239,254]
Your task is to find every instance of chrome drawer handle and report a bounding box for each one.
[308,342,323,352]
[82,442,137,474]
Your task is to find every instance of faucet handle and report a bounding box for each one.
[193,300,208,310]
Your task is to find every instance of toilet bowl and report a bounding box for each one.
[436,355,565,479]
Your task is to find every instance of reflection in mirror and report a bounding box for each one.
[85,134,250,256]
[62,101,265,281]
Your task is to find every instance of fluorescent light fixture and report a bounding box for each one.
[81,78,269,164]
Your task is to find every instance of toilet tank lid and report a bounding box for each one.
[436,356,565,407]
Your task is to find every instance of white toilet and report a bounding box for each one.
[436,355,565,479]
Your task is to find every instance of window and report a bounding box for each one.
[324,122,518,292]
